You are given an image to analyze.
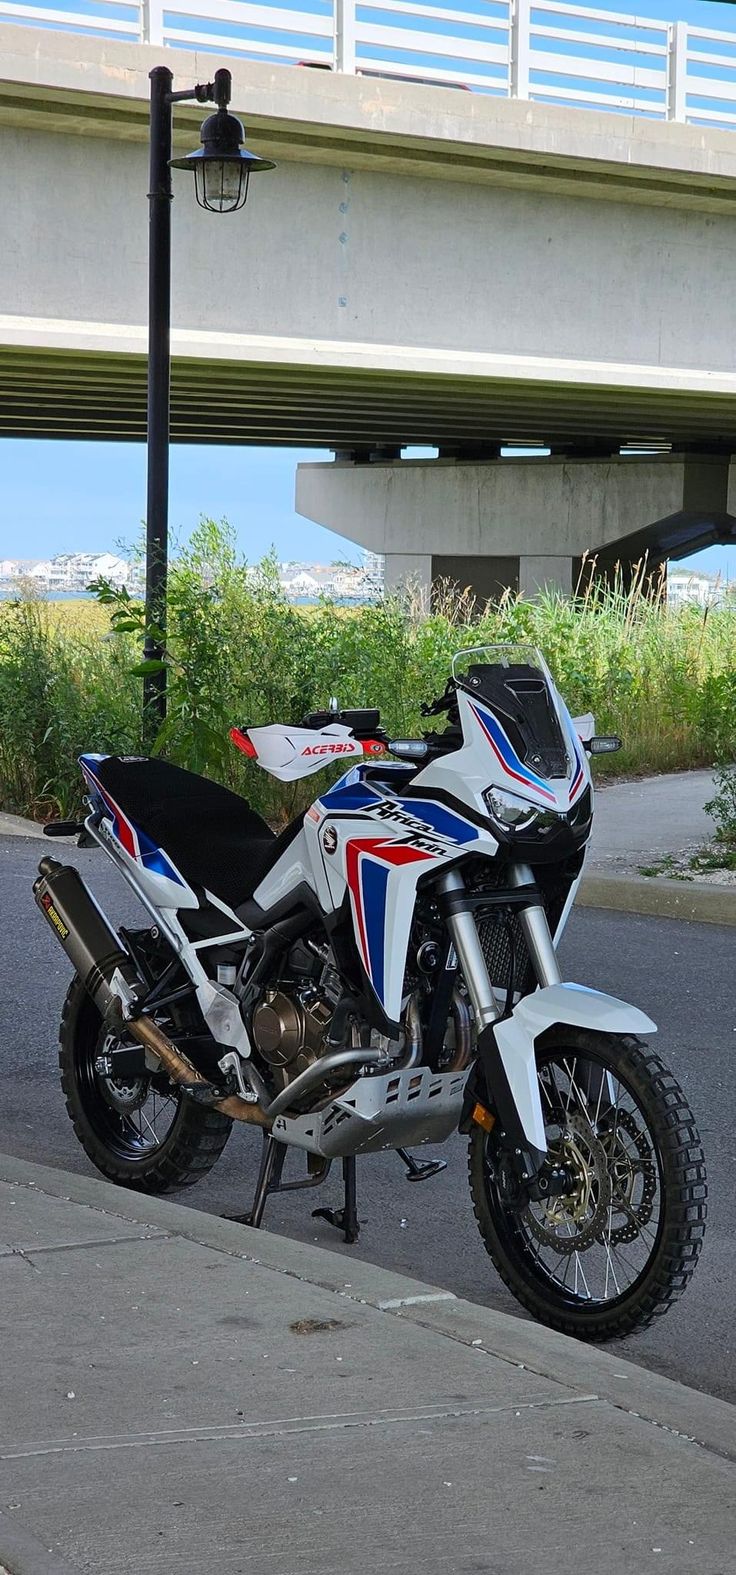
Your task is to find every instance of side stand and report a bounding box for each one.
[397,1147,448,1183]
[312,1155,360,1244]
[224,1132,333,1229]
[226,1132,285,1228]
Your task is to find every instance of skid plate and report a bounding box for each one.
[271,1064,471,1158]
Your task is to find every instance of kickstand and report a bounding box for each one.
[397,1146,448,1183]
[312,1155,360,1244]
[225,1131,286,1228]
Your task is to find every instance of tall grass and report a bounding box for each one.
[1,520,734,824]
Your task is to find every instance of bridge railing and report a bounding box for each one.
[6,0,736,128]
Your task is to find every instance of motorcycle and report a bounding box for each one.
[34,642,706,1340]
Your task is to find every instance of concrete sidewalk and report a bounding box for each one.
[0,1155,733,1575]
[588,769,715,874]
[581,770,736,926]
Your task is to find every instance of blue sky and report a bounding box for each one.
[6,0,736,577]
[1,440,357,566]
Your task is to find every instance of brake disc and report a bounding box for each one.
[598,1107,657,1247]
[95,1029,150,1115]
[524,1110,612,1255]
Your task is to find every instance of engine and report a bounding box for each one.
[251,987,333,1088]
[248,932,471,1098]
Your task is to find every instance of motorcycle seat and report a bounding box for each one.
[92,755,302,910]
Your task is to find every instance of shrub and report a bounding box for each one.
[3,518,736,823]
[0,595,140,818]
[705,764,736,848]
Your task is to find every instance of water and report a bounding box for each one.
[0,589,97,602]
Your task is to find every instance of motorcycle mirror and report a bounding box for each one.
[586,736,622,755]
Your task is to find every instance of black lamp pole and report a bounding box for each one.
[142,66,275,742]
[144,64,174,735]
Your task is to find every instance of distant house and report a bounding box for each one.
[667,568,723,609]
[25,552,136,593]
[285,571,321,596]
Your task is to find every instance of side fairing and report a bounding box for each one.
[307,767,495,1025]
[79,754,199,911]
[251,827,319,911]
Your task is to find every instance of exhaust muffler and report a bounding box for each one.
[34,856,131,1015]
[34,857,270,1129]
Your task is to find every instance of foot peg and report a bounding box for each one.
[397,1147,448,1183]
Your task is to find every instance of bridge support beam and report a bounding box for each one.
[296,455,736,600]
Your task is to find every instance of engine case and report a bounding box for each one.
[251,988,332,1082]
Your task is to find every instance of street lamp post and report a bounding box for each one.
[143,65,275,738]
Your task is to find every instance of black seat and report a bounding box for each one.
[94,756,303,910]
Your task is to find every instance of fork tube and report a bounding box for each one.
[509,863,562,988]
[437,870,499,1030]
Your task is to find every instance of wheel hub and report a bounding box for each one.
[95,1030,150,1115]
[525,1111,612,1254]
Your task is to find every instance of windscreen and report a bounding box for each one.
[452,643,571,781]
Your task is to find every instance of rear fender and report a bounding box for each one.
[492,983,657,1155]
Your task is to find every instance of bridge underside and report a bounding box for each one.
[4,346,736,451]
[296,454,736,601]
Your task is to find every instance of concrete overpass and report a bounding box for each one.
[297,453,736,597]
[3,22,736,590]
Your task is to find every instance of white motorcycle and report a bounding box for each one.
[35,643,706,1339]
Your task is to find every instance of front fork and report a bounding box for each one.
[438,864,563,1194]
[438,861,561,1022]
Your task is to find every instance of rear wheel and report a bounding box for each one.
[468,1030,706,1340]
[59,975,232,1193]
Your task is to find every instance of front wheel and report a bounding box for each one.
[469,1030,707,1341]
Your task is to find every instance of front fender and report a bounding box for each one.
[512,983,657,1040]
[491,983,656,1156]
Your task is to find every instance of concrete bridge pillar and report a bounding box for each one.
[296,455,735,600]
[382,551,573,599]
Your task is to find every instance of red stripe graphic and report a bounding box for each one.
[472,706,557,805]
[344,836,432,977]
[83,769,137,858]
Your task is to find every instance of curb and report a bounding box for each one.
[0,1510,79,1575]
[0,1151,734,1469]
[579,871,736,926]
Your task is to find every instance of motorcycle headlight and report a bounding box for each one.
[483,786,541,832]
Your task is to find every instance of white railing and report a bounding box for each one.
[6,0,736,127]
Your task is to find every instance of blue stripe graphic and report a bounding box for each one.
[395,798,477,845]
[319,777,380,813]
[472,703,556,796]
[136,824,185,886]
[360,857,389,1002]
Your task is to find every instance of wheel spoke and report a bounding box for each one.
[493,1047,668,1310]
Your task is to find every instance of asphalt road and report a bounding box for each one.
[2,833,734,1403]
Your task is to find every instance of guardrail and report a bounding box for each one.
[6,0,736,128]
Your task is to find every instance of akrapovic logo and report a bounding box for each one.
[40,891,70,940]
